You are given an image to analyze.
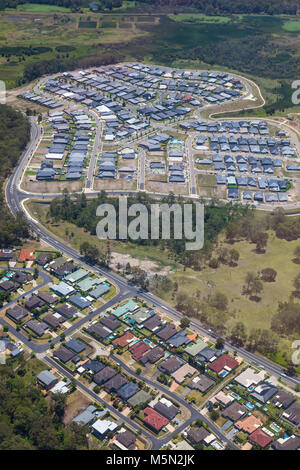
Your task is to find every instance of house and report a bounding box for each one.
[50,281,75,297]
[142,314,162,332]
[167,331,190,348]
[158,356,182,375]
[55,303,77,319]
[130,341,150,360]
[18,249,35,262]
[25,295,45,311]
[37,291,58,305]
[143,407,169,433]
[249,428,273,448]
[127,390,152,408]
[211,390,234,407]
[156,323,177,341]
[235,415,263,434]
[154,398,179,420]
[35,252,51,266]
[93,366,117,385]
[221,401,247,422]
[235,367,265,388]
[100,316,121,331]
[37,370,58,390]
[188,374,215,393]
[0,280,17,292]
[65,268,88,284]
[250,381,278,403]
[187,427,211,445]
[112,331,136,348]
[171,364,197,384]
[140,346,165,365]
[209,354,239,374]
[273,390,295,409]
[25,318,47,336]
[112,299,138,318]
[54,345,76,363]
[69,294,92,310]
[282,402,300,426]
[118,382,139,401]
[104,373,128,393]
[175,440,194,451]
[6,305,27,322]
[73,405,100,426]
[92,419,118,439]
[272,435,300,451]
[43,313,62,329]
[184,338,207,357]
[88,323,111,340]
[114,429,136,450]
[66,338,85,354]
[197,346,217,363]
[84,360,105,374]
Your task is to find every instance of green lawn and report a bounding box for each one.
[282,20,300,32]
[16,3,72,12]
[168,14,231,24]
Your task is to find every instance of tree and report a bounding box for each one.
[180,317,190,328]
[210,292,228,311]
[250,279,263,299]
[51,392,67,423]
[229,248,239,266]
[293,246,300,263]
[230,322,247,346]
[209,409,219,421]
[80,242,100,264]
[261,268,277,282]
[293,273,300,296]
[215,337,225,350]
[252,231,268,253]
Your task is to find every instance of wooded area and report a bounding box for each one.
[0,105,30,247]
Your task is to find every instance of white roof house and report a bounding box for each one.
[235,367,266,388]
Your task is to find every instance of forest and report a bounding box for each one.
[0,105,30,247]
[0,0,298,14]
[0,357,88,450]
[49,190,252,269]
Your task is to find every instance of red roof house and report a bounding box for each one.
[249,428,273,448]
[112,331,136,348]
[143,407,169,432]
[209,354,239,374]
[130,341,150,360]
[18,249,35,262]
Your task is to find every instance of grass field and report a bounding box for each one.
[15,3,72,13]
[168,14,232,24]
[282,20,300,32]
[26,199,300,370]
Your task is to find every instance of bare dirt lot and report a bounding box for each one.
[23,177,84,193]
[146,180,189,195]
[110,251,171,276]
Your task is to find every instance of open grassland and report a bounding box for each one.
[26,199,300,368]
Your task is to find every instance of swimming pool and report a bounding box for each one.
[270,423,281,433]
[246,402,255,410]
[219,370,228,377]
[144,339,151,344]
